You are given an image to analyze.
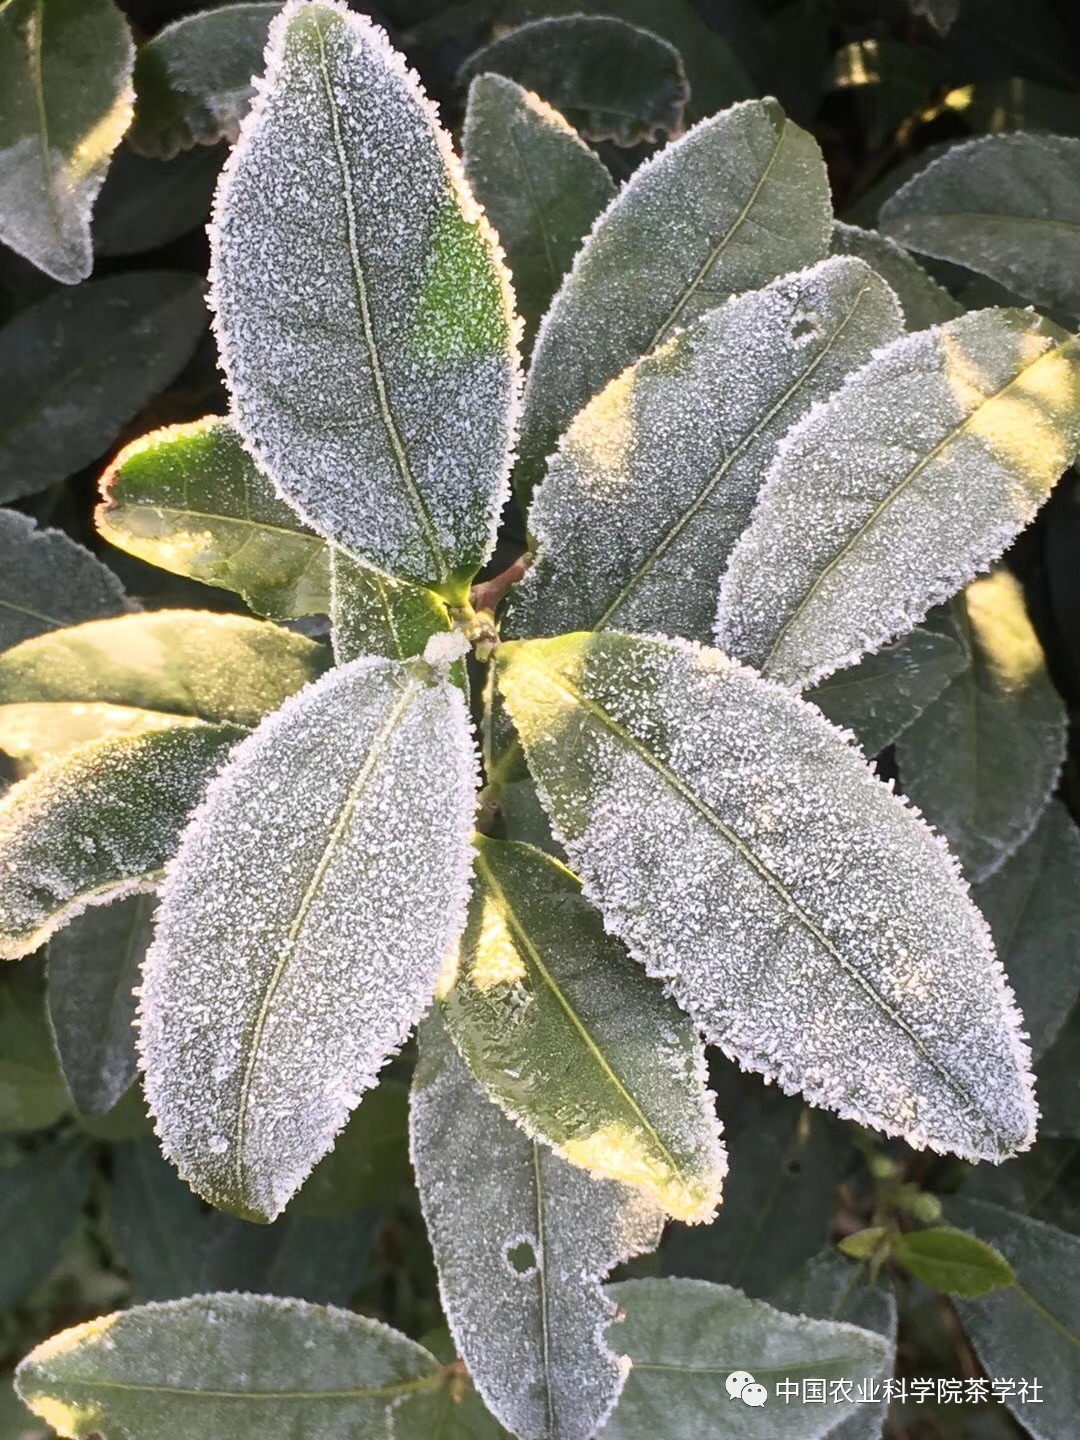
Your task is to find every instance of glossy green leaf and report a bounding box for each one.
[601,1278,889,1438]
[129,2,278,159]
[0,1137,92,1309]
[440,836,724,1222]
[897,572,1066,880]
[881,133,1080,317]
[894,1226,1014,1296]
[290,1080,411,1216]
[462,75,615,349]
[15,1294,457,1439]
[140,654,478,1222]
[717,309,1080,687]
[0,723,243,959]
[330,548,451,664]
[0,273,208,501]
[210,0,520,598]
[830,221,961,331]
[46,893,152,1115]
[460,17,687,147]
[0,956,70,1130]
[0,610,328,729]
[0,510,132,654]
[0,0,133,282]
[515,98,831,507]
[97,417,331,620]
[93,142,224,256]
[497,632,1036,1161]
[411,1012,664,1440]
[509,258,903,644]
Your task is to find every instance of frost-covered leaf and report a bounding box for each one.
[140,655,477,1222]
[459,17,688,147]
[210,0,520,598]
[880,133,1080,317]
[46,893,152,1116]
[129,2,278,159]
[896,572,1066,880]
[0,611,328,730]
[0,510,132,653]
[716,309,1080,687]
[0,956,70,1130]
[440,836,724,1222]
[805,620,969,756]
[600,1278,889,1438]
[830,221,961,331]
[0,703,207,770]
[97,417,330,620]
[972,801,1080,1059]
[411,1011,664,1440]
[92,142,224,257]
[15,1294,456,1439]
[0,274,208,501]
[0,0,133,282]
[515,98,831,507]
[462,75,615,349]
[0,1136,93,1310]
[497,632,1037,1161]
[945,1197,1080,1438]
[330,549,451,664]
[0,723,243,960]
[509,258,903,644]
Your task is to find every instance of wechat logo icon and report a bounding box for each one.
[726,1370,768,1407]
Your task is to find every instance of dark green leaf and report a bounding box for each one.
[0,957,69,1131]
[0,510,132,654]
[830,221,961,332]
[0,1137,92,1309]
[330,549,451,664]
[93,142,223,256]
[290,1080,411,1216]
[1033,999,1080,1139]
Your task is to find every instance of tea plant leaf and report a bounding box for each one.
[0,510,132,653]
[462,75,615,349]
[0,1136,93,1310]
[411,1012,664,1440]
[210,0,521,598]
[0,724,243,960]
[0,273,208,500]
[973,802,1080,1059]
[601,1278,889,1438]
[880,133,1080,317]
[896,572,1066,880]
[440,836,724,1223]
[291,1080,411,1216]
[97,417,331,620]
[497,632,1037,1161]
[129,2,278,159]
[893,1226,1015,1296]
[716,309,1080,687]
[46,893,152,1115]
[140,655,478,1223]
[459,17,688,148]
[0,956,70,1131]
[92,142,224,257]
[805,621,969,755]
[0,703,207,769]
[15,1294,456,1439]
[946,1197,1080,1438]
[330,549,451,665]
[0,0,133,282]
[830,221,961,330]
[509,258,903,644]
[0,611,329,729]
[515,98,832,507]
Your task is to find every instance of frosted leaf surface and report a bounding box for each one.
[0,724,242,960]
[509,258,903,643]
[515,98,832,507]
[897,572,1066,881]
[97,417,330,621]
[830,221,961,331]
[330,548,451,665]
[880,134,1080,317]
[462,75,615,350]
[440,836,725,1222]
[15,1293,449,1439]
[600,1278,889,1439]
[0,0,134,283]
[0,509,132,653]
[46,893,153,1115]
[210,0,521,597]
[140,656,478,1222]
[497,632,1037,1161]
[0,704,205,770]
[716,308,1080,688]
[411,1012,664,1440]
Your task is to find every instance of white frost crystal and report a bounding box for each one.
[140,656,478,1222]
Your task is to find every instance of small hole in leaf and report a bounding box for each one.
[506,1240,537,1275]
[785,1159,802,1176]
[791,312,820,345]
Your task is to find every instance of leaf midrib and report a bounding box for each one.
[24,1372,444,1402]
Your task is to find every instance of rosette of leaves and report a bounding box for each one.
[8,3,1080,1438]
